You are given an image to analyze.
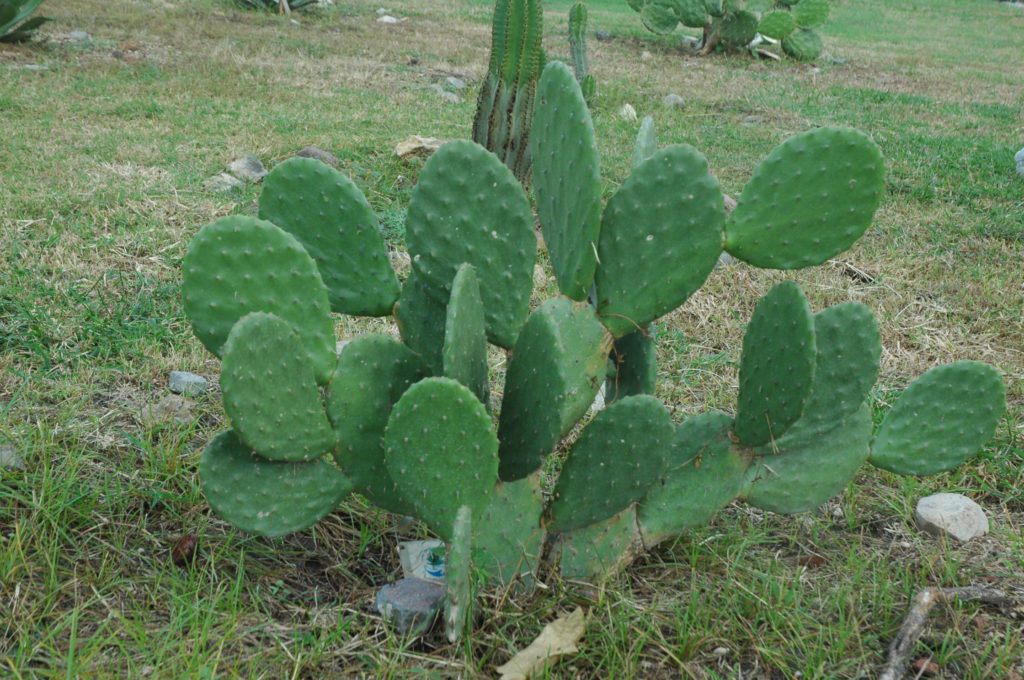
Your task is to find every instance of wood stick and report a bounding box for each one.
[879,586,1012,680]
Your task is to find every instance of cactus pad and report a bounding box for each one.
[678,0,710,28]
[384,377,498,540]
[543,298,613,432]
[605,327,658,404]
[758,10,796,40]
[725,127,884,269]
[742,405,871,514]
[549,395,674,532]
[473,473,546,588]
[182,215,336,384]
[327,335,428,514]
[394,271,447,375]
[638,412,747,547]
[258,157,400,317]
[719,10,759,46]
[640,0,680,34]
[221,312,335,462]
[633,116,658,168]
[595,145,725,338]
[554,506,644,582]
[443,264,490,408]
[532,61,603,301]
[199,430,352,537]
[781,27,823,60]
[791,0,829,28]
[734,281,816,446]
[406,140,536,348]
[869,361,1005,476]
[445,505,473,643]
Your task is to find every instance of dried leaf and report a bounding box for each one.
[912,657,939,675]
[395,135,444,158]
[171,534,198,566]
[496,607,587,680]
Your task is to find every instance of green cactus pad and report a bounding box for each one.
[605,327,658,404]
[406,140,536,349]
[869,361,1005,476]
[640,0,681,34]
[725,127,884,269]
[719,9,759,46]
[548,395,674,532]
[638,412,747,547]
[531,61,603,301]
[496,302,570,481]
[554,505,644,582]
[384,377,498,540]
[327,334,428,514]
[594,145,725,338]
[704,0,724,17]
[633,116,658,169]
[627,0,645,11]
[734,281,816,446]
[221,312,335,462]
[443,264,490,408]
[445,505,473,643]
[678,0,709,28]
[182,215,336,384]
[781,27,823,60]
[394,271,446,375]
[791,0,829,28]
[473,473,546,588]
[258,157,400,317]
[543,298,613,433]
[783,302,879,441]
[722,0,741,12]
[743,405,870,514]
[757,10,796,40]
[199,429,352,537]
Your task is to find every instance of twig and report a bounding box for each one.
[879,586,1013,680]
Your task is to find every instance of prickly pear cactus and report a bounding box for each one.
[181,54,1005,620]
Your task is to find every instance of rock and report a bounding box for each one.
[377,15,399,24]
[203,173,245,193]
[662,93,685,108]
[169,371,208,397]
[395,135,443,158]
[336,339,351,355]
[723,193,738,215]
[145,395,193,426]
[640,50,653,61]
[742,114,765,126]
[444,76,467,91]
[375,7,389,14]
[427,84,461,104]
[594,29,612,41]
[714,251,736,269]
[0,446,25,471]
[69,31,91,42]
[1015,147,1024,177]
[618,103,638,122]
[295,146,339,167]
[227,154,267,183]
[375,577,445,635]
[915,493,989,542]
[22,64,48,71]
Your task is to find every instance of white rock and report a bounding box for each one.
[1015,147,1024,177]
[444,76,467,91]
[618,103,638,122]
[203,173,244,193]
[0,446,25,471]
[375,7,389,14]
[377,15,399,24]
[169,371,207,397]
[662,93,685,108]
[915,493,989,542]
[227,154,267,182]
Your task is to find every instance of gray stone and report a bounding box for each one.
[145,395,193,426]
[444,76,467,91]
[169,371,208,397]
[375,7,389,14]
[375,577,445,635]
[22,64,49,71]
[440,91,462,104]
[376,15,399,24]
[1015,147,1024,177]
[915,493,989,542]
[336,339,351,355]
[296,146,339,167]
[742,114,765,126]
[203,173,244,193]
[714,251,736,269]
[69,31,91,42]
[227,154,267,183]
[0,446,25,471]
[662,93,685,108]
[594,29,612,41]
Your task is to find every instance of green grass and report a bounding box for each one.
[1,0,1023,676]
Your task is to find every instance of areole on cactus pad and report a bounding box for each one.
[182,60,1006,641]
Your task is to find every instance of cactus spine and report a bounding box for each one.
[473,0,544,185]
[183,60,1005,640]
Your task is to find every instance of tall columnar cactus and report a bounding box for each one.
[627,0,829,59]
[472,0,545,186]
[182,60,1005,641]
[568,1,596,104]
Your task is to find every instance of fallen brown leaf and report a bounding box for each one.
[496,607,588,680]
[171,534,198,566]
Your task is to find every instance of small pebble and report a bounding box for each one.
[169,371,208,397]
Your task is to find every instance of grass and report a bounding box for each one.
[1,0,1023,676]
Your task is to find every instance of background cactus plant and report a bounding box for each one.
[568,1,597,104]
[0,0,49,43]
[181,61,1005,641]
[472,0,545,186]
